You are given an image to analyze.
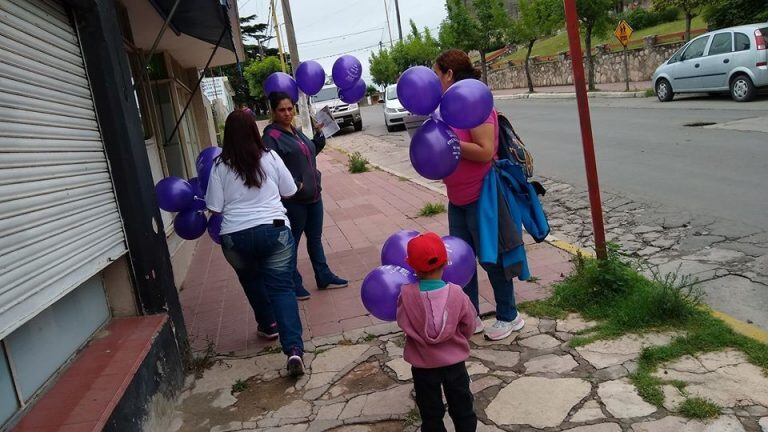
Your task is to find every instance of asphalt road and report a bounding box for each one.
[361,95,768,232]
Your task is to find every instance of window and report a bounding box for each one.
[682,36,710,60]
[735,33,751,51]
[311,87,339,103]
[386,86,397,100]
[709,33,732,55]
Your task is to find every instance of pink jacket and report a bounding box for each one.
[396,283,476,369]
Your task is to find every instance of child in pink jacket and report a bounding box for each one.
[396,232,478,432]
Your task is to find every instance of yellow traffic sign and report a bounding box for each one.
[614,20,634,47]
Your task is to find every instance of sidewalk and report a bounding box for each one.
[178,149,571,356]
[493,81,652,99]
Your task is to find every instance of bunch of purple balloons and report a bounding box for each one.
[153,146,224,244]
[263,55,367,105]
[360,230,476,321]
[395,66,494,180]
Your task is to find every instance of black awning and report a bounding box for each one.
[149,0,235,52]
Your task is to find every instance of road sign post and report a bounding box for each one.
[614,20,634,92]
[563,0,607,260]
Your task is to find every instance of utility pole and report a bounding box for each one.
[280,0,311,133]
[383,0,394,47]
[271,0,287,72]
[394,0,403,42]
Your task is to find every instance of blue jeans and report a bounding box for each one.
[220,224,303,354]
[283,199,335,290]
[448,202,519,322]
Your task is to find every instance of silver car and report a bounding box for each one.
[652,23,768,102]
[310,85,363,131]
[382,85,409,132]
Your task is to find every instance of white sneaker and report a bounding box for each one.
[484,315,525,341]
[474,316,484,334]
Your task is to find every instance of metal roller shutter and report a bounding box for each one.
[0,0,128,338]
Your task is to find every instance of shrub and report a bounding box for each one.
[348,152,369,173]
[617,7,680,31]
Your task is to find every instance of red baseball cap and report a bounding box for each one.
[406,232,448,273]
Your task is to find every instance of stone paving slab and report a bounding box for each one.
[164,308,768,432]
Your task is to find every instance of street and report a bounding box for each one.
[355,96,768,329]
[362,96,768,231]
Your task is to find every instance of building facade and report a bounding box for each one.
[0,0,244,428]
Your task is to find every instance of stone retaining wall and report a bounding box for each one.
[487,37,685,90]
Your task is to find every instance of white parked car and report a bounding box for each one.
[382,85,409,132]
[652,23,768,102]
[310,85,362,131]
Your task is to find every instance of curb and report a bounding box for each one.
[494,90,649,100]
[327,145,768,345]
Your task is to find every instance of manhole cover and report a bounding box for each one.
[684,122,716,127]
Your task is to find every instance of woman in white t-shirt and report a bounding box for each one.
[206,110,306,376]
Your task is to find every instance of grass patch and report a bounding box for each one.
[231,379,248,393]
[418,202,446,217]
[521,245,768,413]
[645,88,655,97]
[348,152,369,173]
[502,16,706,62]
[518,298,568,320]
[187,339,218,379]
[679,397,721,419]
[404,408,421,427]
[261,345,282,355]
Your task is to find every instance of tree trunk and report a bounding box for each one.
[525,39,536,93]
[684,12,692,42]
[480,51,488,84]
[585,27,595,91]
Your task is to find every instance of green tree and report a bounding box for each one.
[369,21,441,87]
[240,14,272,60]
[244,56,283,99]
[369,49,399,86]
[439,0,511,83]
[703,0,768,30]
[577,0,613,91]
[651,0,707,41]
[513,0,564,92]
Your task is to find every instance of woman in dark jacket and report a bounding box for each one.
[262,92,347,300]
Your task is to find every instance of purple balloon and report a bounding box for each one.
[361,265,417,321]
[441,236,477,287]
[264,72,299,102]
[155,176,194,212]
[440,79,494,130]
[397,66,443,116]
[296,61,326,95]
[207,213,223,245]
[332,55,362,90]
[409,118,461,180]
[339,78,366,104]
[195,146,222,193]
[174,210,207,240]
[381,230,420,272]
[187,177,207,211]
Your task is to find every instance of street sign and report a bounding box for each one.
[614,20,634,47]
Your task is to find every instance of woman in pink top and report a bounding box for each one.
[433,49,525,341]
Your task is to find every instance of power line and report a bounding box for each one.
[298,27,384,46]
[309,42,382,60]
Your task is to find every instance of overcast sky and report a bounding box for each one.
[238,0,448,86]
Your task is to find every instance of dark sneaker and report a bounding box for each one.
[295,286,311,301]
[318,275,348,290]
[286,347,305,377]
[257,322,279,340]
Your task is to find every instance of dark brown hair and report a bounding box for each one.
[435,49,482,82]
[268,92,294,112]
[220,109,266,188]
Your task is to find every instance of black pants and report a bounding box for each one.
[412,362,477,432]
